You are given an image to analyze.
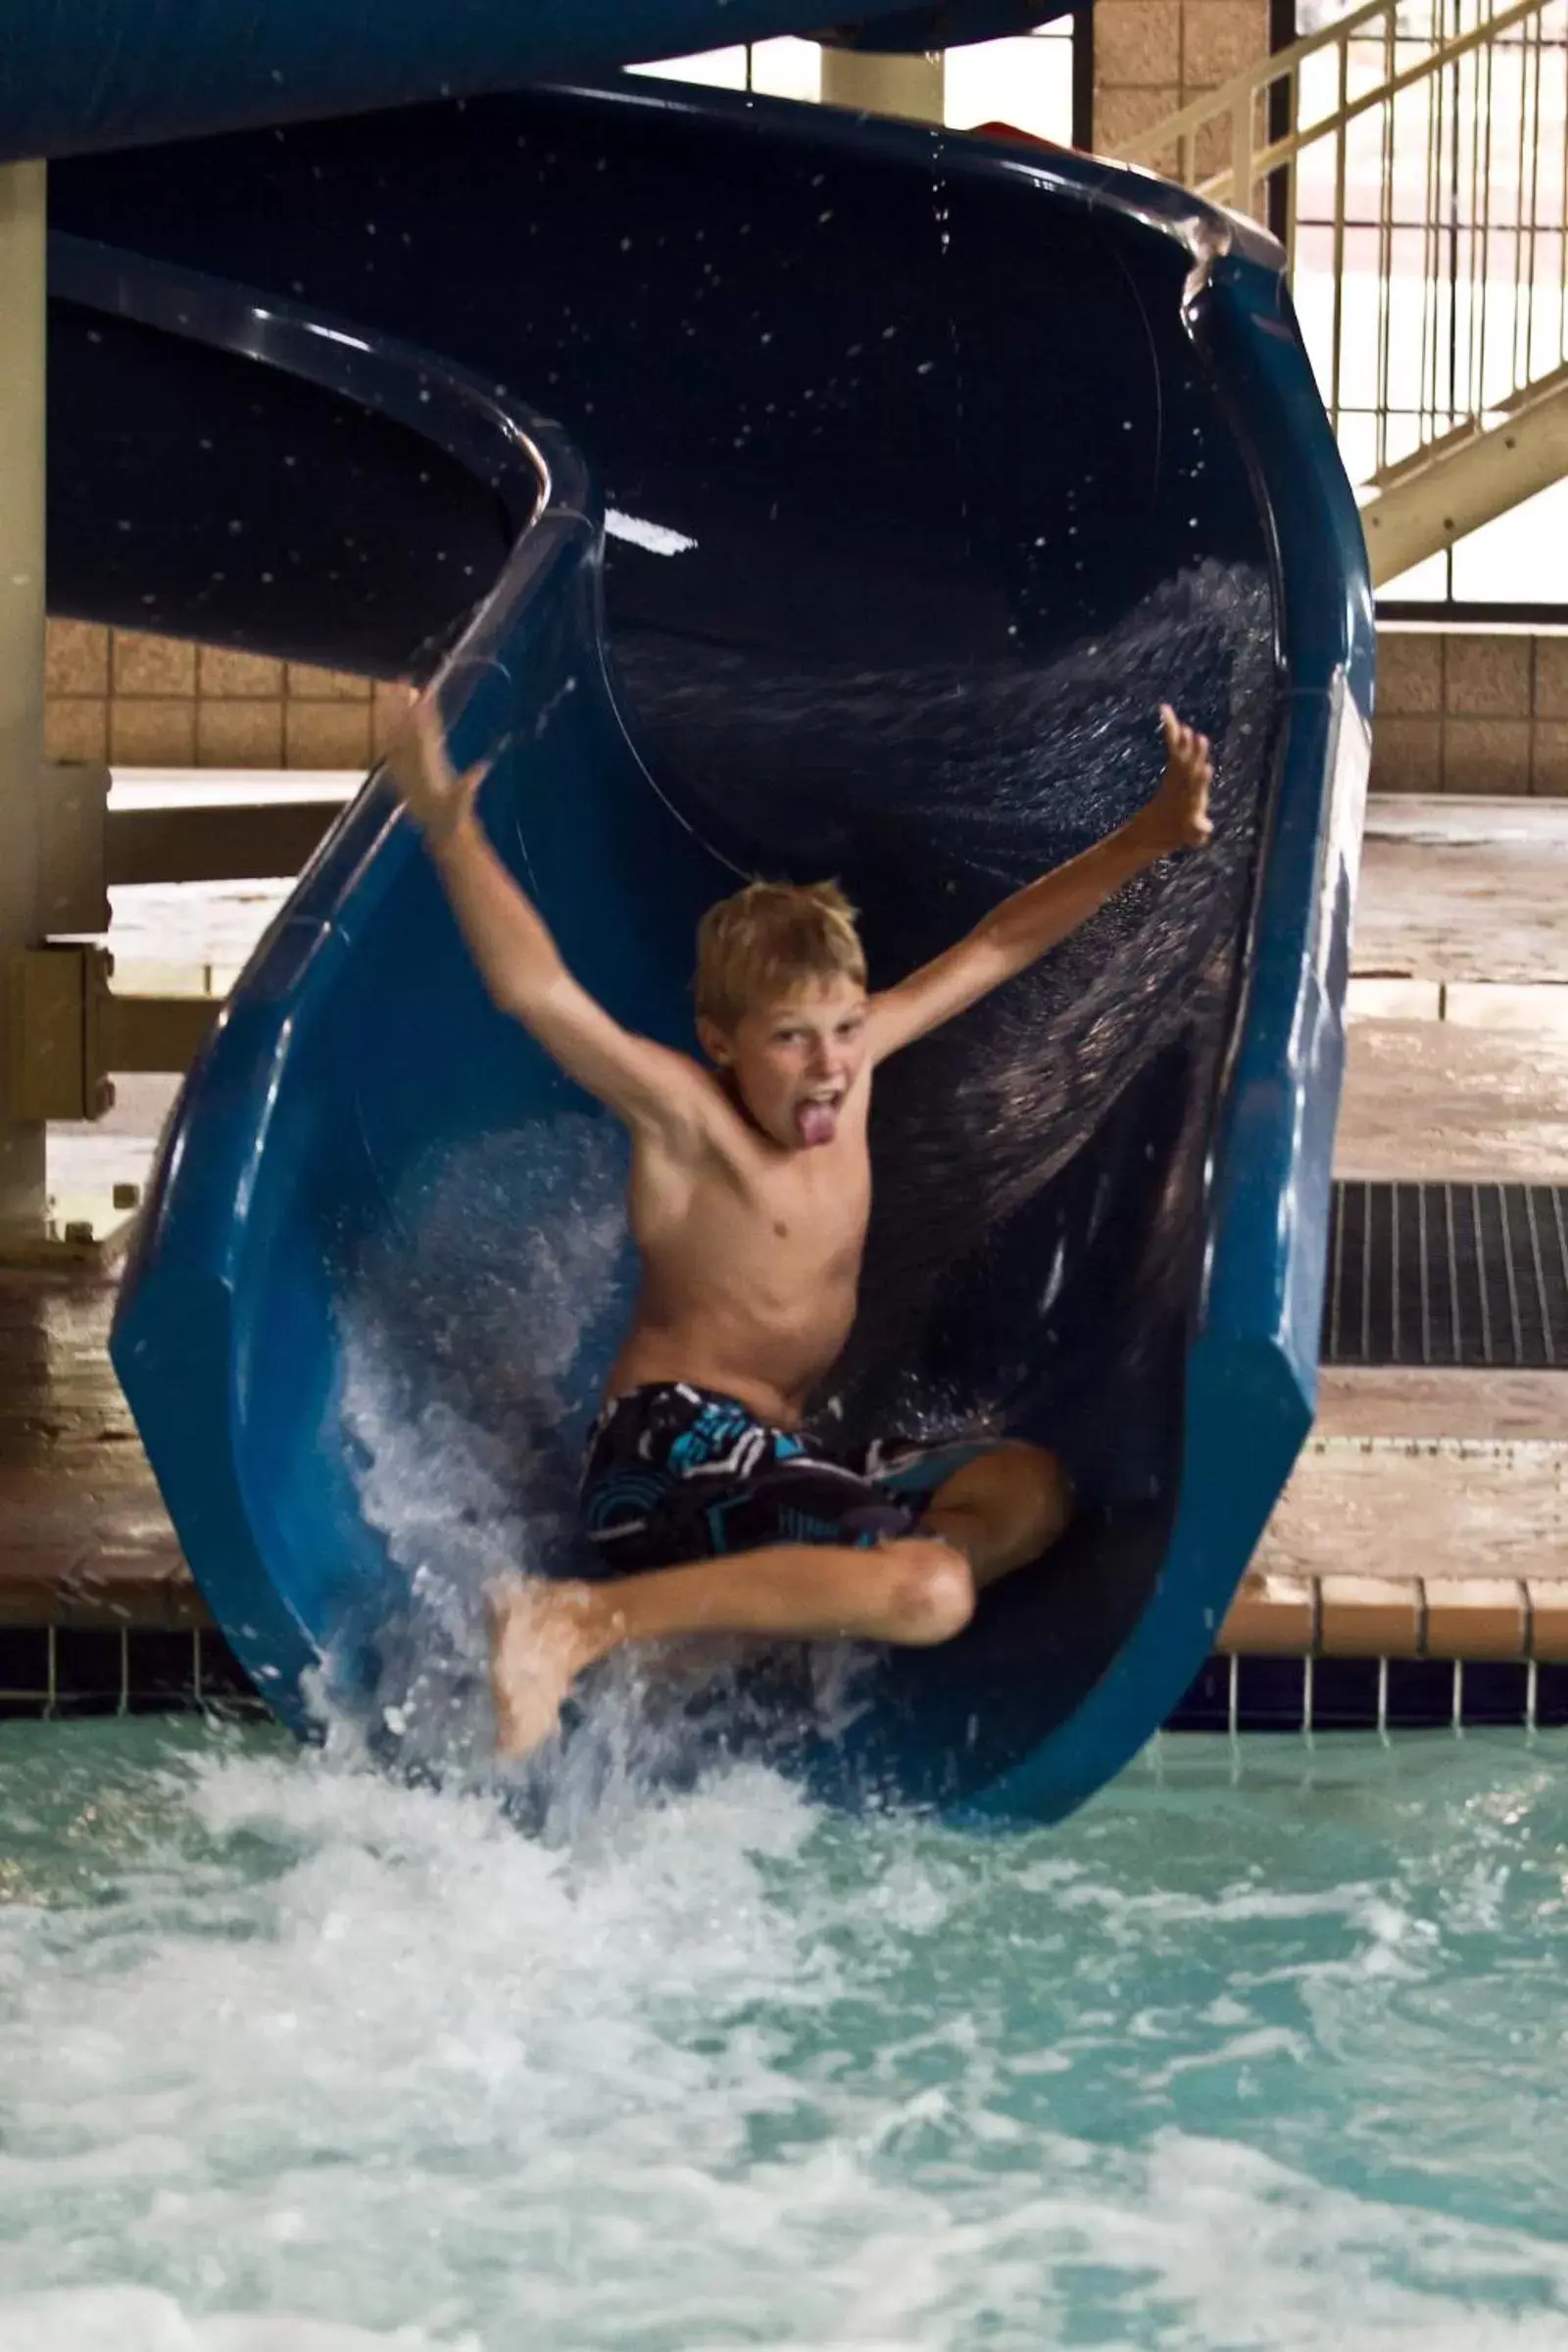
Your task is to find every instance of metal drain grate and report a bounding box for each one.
[1323,1181,1568,1368]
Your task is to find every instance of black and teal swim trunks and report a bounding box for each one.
[578,1382,931,1575]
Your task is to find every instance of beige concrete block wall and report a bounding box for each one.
[49,613,1562,796]
[1373,631,1568,796]
[1093,0,1269,167]
[44,620,408,771]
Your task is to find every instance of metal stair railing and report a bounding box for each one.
[1118,0,1568,562]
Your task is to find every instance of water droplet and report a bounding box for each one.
[227,519,244,534]
[916,362,934,375]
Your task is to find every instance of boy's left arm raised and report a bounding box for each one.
[867,706,1213,1063]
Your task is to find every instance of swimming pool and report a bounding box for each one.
[3,1721,1566,2348]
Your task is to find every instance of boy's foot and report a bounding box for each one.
[483,1575,604,1759]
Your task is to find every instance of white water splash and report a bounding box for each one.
[3,1728,1568,2346]
[334,1115,629,1779]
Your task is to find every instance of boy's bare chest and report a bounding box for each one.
[632,1133,871,1286]
[741,1144,870,1261]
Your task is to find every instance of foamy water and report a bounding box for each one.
[4,1723,1568,2348]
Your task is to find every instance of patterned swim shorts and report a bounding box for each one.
[578,1381,926,1574]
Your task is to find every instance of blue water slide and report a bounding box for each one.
[0,1,1068,163]
[28,32,1369,1816]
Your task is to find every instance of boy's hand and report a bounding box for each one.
[1144,705,1214,856]
[385,695,493,848]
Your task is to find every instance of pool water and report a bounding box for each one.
[3,1721,1568,2349]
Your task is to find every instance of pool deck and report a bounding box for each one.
[1,787,1565,1695]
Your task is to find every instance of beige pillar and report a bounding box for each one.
[0,161,47,1247]
[819,45,945,123]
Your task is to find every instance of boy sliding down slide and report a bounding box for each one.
[387,702,1213,1757]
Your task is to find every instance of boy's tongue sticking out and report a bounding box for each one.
[795,1097,839,1148]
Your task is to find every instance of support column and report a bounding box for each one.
[0,160,46,1249]
[818,46,945,123]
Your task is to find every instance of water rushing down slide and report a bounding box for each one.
[26,65,1370,1814]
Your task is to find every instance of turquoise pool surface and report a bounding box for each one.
[2,1720,1567,2348]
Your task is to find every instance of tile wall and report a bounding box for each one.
[1373,631,1568,797]
[1092,0,1270,175]
[45,621,1562,797]
[44,621,409,771]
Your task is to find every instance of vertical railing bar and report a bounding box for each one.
[1508,6,1526,395]
[1419,1180,1434,1365]
[1474,1179,1495,1364]
[1524,1182,1555,1364]
[1521,4,1543,391]
[1333,27,1351,429]
[1362,1175,1374,1361]
[1439,1,1447,444]
[1557,0,1567,379]
[1446,1181,1463,1360]
[1446,0,1463,440]
[1560,0,1567,373]
[1467,11,1488,427]
[1392,1177,1402,1360]
[1376,1,1396,471]
[1329,1178,1347,1359]
[1499,1183,1527,1364]
[1288,60,1302,271]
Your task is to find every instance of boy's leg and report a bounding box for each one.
[920,1442,1073,1588]
[487,1534,973,1759]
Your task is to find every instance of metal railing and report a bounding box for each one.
[1120,0,1568,540]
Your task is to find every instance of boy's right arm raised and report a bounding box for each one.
[386,703,703,1137]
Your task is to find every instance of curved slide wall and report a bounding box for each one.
[30,70,1370,1817]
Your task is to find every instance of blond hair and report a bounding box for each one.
[695,879,866,1029]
